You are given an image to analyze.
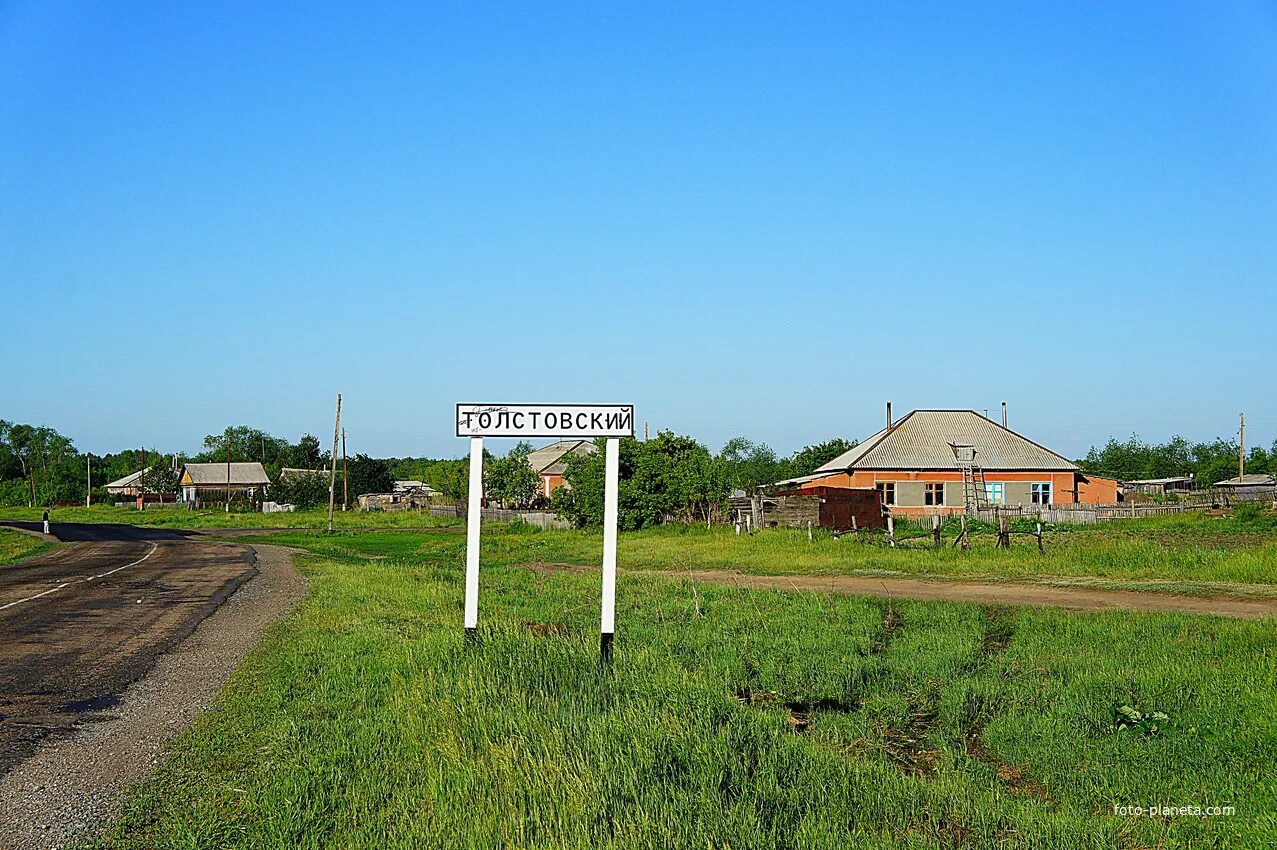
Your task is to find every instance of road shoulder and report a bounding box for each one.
[0,544,307,850]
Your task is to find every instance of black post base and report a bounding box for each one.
[465,626,478,644]
[600,632,614,666]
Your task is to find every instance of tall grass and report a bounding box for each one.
[91,527,1275,849]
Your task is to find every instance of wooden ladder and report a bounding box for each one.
[961,464,989,514]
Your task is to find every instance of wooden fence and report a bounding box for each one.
[427,504,571,529]
[970,488,1275,525]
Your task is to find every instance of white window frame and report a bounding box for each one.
[1031,482,1052,505]
[876,481,896,506]
[984,482,1005,505]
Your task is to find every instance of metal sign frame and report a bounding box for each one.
[460,403,633,664]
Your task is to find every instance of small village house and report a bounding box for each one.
[771,408,1119,517]
[105,468,150,497]
[526,439,597,498]
[179,462,270,506]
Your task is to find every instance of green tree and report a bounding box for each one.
[555,432,728,529]
[271,472,330,509]
[425,459,470,503]
[344,454,395,502]
[289,434,324,469]
[788,438,857,478]
[484,442,539,508]
[141,457,180,497]
[718,437,784,493]
[198,426,292,478]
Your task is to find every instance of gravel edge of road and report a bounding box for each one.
[0,544,307,850]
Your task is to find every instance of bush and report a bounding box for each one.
[1233,500,1268,523]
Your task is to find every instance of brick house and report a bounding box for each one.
[772,409,1118,516]
[526,439,597,499]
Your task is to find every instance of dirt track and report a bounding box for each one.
[533,563,1277,619]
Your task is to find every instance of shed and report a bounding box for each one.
[733,487,883,531]
[1123,476,1195,496]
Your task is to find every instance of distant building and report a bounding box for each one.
[179,462,270,506]
[393,480,439,498]
[1213,473,1276,501]
[770,409,1119,516]
[278,467,329,484]
[1124,476,1195,497]
[526,439,598,498]
[1214,473,1276,488]
[105,468,151,497]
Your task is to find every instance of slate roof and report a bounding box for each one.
[1214,473,1276,487]
[813,410,1079,473]
[278,467,329,482]
[105,468,150,489]
[525,440,597,476]
[181,462,271,486]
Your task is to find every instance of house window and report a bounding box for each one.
[984,482,1005,505]
[1031,482,1052,505]
[924,483,945,506]
[875,482,896,506]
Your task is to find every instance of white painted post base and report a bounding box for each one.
[600,436,619,665]
[463,436,483,640]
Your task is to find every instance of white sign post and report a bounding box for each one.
[456,403,635,663]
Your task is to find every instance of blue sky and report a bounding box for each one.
[2,2,1274,460]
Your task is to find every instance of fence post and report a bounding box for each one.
[932,514,941,547]
[887,515,895,548]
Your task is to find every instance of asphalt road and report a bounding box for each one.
[0,522,256,776]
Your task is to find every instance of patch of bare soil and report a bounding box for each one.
[621,568,1277,620]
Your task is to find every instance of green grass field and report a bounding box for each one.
[0,526,57,565]
[89,524,1276,849]
[5,505,1276,594]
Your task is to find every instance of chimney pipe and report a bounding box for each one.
[1001,401,1007,428]
[886,401,893,428]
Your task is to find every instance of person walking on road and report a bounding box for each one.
[42,509,50,535]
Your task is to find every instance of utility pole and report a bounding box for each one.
[1239,412,1245,482]
[86,453,91,507]
[139,445,145,511]
[327,393,342,533]
[226,430,233,513]
[341,427,348,511]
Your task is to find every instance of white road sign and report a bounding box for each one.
[456,403,634,438]
[459,401,631,665]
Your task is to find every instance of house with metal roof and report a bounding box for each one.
[771,409,1118,515]
[179,462,271,506]
[1212,473,1276,502]
[526,439,597,498]
[105,468,151,497]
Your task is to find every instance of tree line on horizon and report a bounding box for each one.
[1077,434,1274,486]
[0,417,1272,513]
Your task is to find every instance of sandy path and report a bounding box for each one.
[633,570,1277,619]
